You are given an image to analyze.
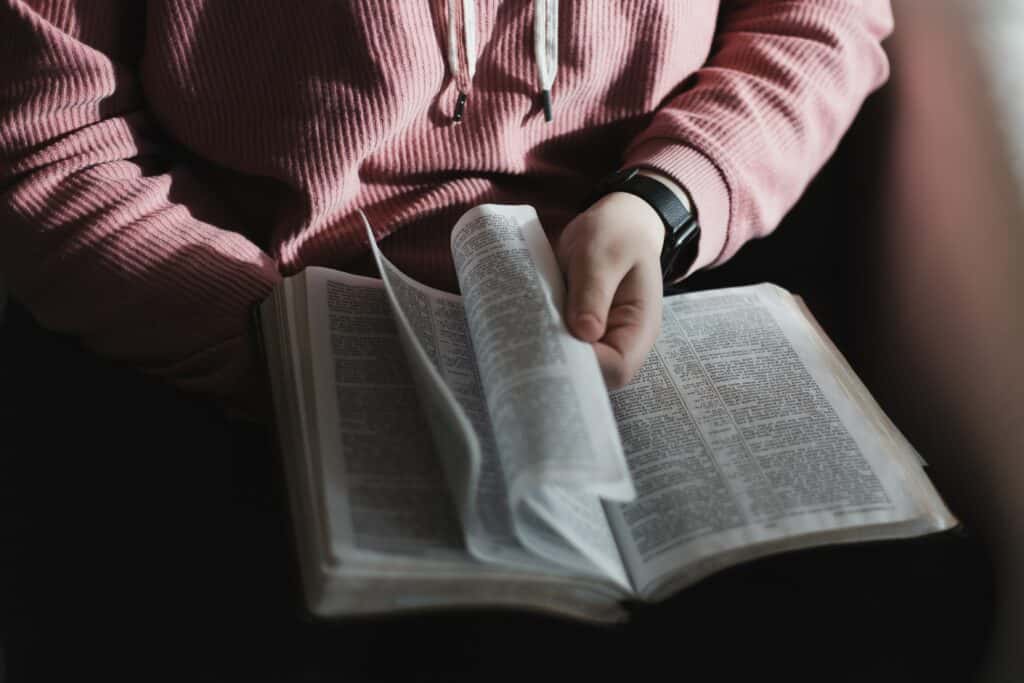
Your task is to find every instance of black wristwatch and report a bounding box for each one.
[586,167,701,283]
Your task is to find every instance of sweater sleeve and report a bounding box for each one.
[623,0,894,274]
[0,0,282,406]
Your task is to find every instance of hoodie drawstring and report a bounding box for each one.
[446,0,558,123]
[534,0,558,122]
[446,0,477,122]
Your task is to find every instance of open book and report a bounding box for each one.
[258,204,956,623]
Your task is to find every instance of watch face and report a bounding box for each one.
[664,221,701,282]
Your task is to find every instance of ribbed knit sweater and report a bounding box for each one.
[0,0,893,406]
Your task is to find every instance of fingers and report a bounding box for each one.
[592,260,663,389]
[562,231,632,343]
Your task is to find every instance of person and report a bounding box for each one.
[0,0,896,414]
[7,2,993,682]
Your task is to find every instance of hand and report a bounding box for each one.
[557,191,664,389]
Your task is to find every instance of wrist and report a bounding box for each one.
[586,167,701,282]
[601,191,665,257]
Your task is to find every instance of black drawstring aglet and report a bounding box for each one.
[453,92,467,123]
[541,89,553,122]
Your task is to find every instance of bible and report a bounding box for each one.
[257,204,956,623]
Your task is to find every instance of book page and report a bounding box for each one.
[300,268,468,561]
[601,285,954,597]
[449,204,633,589]
[361,220,551,570]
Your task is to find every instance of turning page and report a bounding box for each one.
[362,218,550,571]
[449,205,634,588]
[364,212,627,586]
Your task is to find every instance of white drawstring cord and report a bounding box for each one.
[447,0,477,122]
[534,0,559,121]
[446,0,558,123]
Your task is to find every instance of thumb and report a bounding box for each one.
[564,244,629,343]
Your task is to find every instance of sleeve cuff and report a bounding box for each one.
[622,140,732,277]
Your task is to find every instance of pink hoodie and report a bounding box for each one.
[0,0,893,406]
